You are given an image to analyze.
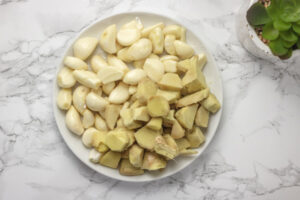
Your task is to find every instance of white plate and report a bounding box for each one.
[53,12,223,182]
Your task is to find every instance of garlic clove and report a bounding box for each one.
[73,85,90,114]
[91,55,108,73]
[97,67,124,84]
[73,37,98,60]
[86,92,108,112]
[109,82,130,104]
[99,24,117,54]
[143,58,164,83]
[57,88,72,110]
[127,38,152,61]
[149,27,164,55]
[173,40,194,59]
[164,34,176,55]
[123,69,146,85]
[73,70,101,89]
[57,67,76,88]
[107,55,129,73]
[117,28,141,46]
[65,106,84,136]
[82,109,95,129]
[64,56,88,70]
[141,22,164,37]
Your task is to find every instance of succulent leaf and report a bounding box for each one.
[262,22,280,40]
[247,2,272,26]
[273,19,292,31]
[280,0,300,22]
[281,37,297,48]
[268,38,289,56]
[280,30,298,42]
[279,49,293,59]
[292,23,300,35]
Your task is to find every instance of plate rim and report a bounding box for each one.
[52,11,224,182]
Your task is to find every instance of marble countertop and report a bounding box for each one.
[1,0,300,199]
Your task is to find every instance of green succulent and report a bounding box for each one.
[247,0,300,59]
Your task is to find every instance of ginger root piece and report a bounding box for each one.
[146,118,162,131]
[156,89,180,104]
[171,119,185,139]
[186,126,205,148]
[132,106,150,122]
[136,78,158,104]
[176,88,209,108]
[129,144,144,168]
[142,152,167,171]
[154,135,177,160]
[105,129,129,152]
[195,106,210,128]
[134,126,161,151]
[158,73,182,91]
[162,110,175,127]
[202,93,221,113]
[120,108,143,130]
[99,151,121,169]
[147,96,170,117]
[119,159,144,176]
[181,57,207,94]
[97,143,109,153]
[175,104,198,130]
[175,138,191,151]
[105,104,122,130]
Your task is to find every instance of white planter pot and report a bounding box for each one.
[235,0,300,63]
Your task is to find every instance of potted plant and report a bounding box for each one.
[236,0,300,62]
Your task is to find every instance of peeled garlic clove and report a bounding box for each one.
[164,34,176,55]
[117,47,133,63]
[73,86,90,114]
[141,22,164,37]
[86,92,108,112]
[64,56,88,70]
[173,40,194,59]
[107,55,129,73]
[57,67,76,88]
[89,149,101,163]
[82,127,98,148]
[73,70,101,89]
[163,25,181,38]
[57,88,72,110]
[163,60,177,73]
[65,106,84,136]
[102,82,116,95]
[122,19,143,31]
[91,55,108,73]
[123,69,146,85]
[149,53,160,60]
[129,85,137,95]
[99,24,117,54]
[117,28,141,46]
[160,55,179,62]
[97,67,124,84]
[127,38,152,61]
[143,58,164,83]
[109,82,129,104]
[82,109,95,128]
[73,37,98,60]
[95,114,108,131]
[149,27,164,54]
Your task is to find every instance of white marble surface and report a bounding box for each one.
[1,0,300,199]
